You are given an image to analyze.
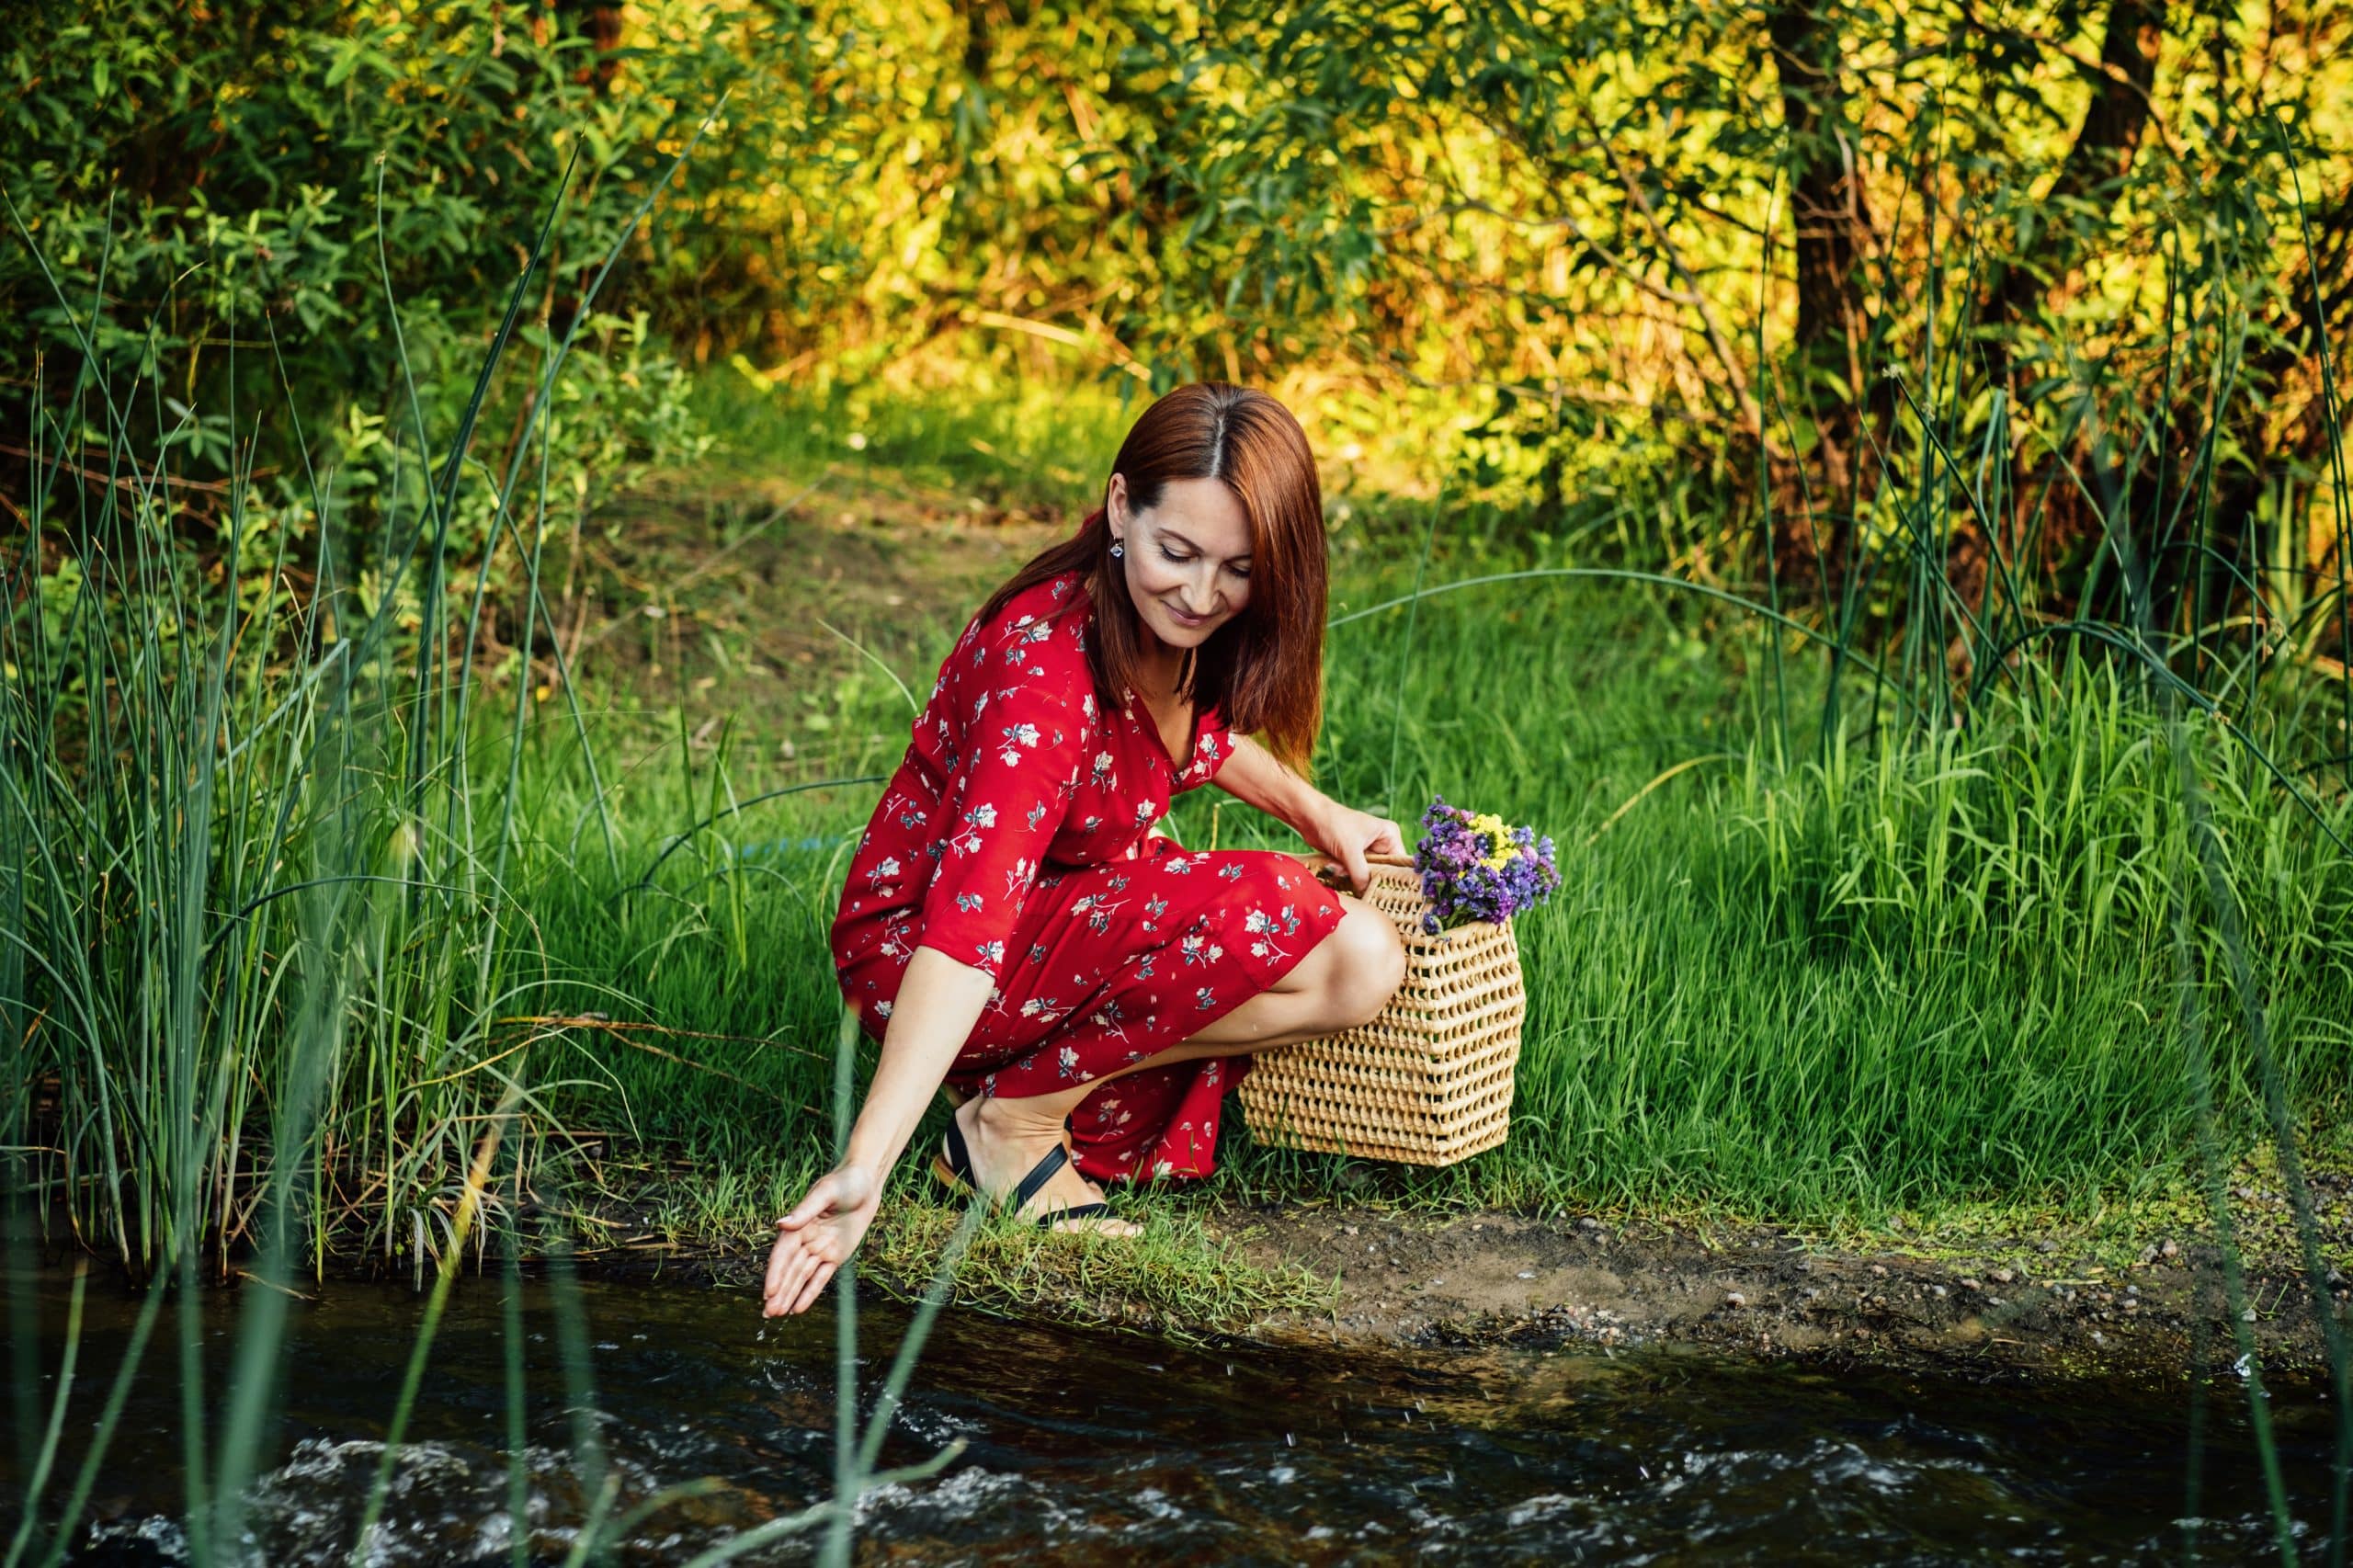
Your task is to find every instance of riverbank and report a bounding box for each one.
[1238,1199,2349,1381]
[560,1122,2352,1385]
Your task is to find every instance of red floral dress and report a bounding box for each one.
[830,570,1348,1182]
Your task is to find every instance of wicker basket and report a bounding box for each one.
[1236,852,1526,1166]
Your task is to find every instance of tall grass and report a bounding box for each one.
[0,116,989,1562]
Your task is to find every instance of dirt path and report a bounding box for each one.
[639,1178,2347,1385]
[1223,1200,2349,1381]
[554,465,1065,705]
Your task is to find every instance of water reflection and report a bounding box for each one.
[2,1271,2336,1563]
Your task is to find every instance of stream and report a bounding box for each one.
[4,1269,2341,1563]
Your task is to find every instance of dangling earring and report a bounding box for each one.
[1108,539,1124,559]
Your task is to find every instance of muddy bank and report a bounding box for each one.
[644,1176,2350,1384]
[1222,1203,2350,1381]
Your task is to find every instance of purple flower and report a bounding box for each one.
[1411,795,1561,932]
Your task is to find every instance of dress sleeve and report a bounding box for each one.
[915,611,1089,978]
[1172,701,1235,794]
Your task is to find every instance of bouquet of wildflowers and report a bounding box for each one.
[1412,797,1561,936]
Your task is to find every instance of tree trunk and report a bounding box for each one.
[1766,1,1878,606]
[1977,0,2167,392]
[1970,0,2167,623]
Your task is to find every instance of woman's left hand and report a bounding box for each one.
[1307,801,1407,893]
[762,1162,881,1318]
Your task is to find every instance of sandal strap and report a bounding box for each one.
[943,1110,1080,1217]
[1008,1142,1070,1212]
[939,1117,976,1187]
[1035,1202,1114,1229]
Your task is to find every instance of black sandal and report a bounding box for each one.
[931,1113,1117,1229]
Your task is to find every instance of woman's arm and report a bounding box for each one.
[1211,732,1404,891]
[765,609,1093,1317]
[761,947,994,1317]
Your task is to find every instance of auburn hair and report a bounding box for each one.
[974,382,1328,770]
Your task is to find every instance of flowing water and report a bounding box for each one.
[5,1269,2341,1563]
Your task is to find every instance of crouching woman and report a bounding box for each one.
[763,383,1408,1317]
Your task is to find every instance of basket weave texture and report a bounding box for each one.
[1236,853,1526,1166]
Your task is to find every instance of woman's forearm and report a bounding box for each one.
[1210,733,1328,835]
[839,946,994,1180]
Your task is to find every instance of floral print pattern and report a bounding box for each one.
[831,572,1347,1182]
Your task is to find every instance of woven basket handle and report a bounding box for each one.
[1302,850,1417,890]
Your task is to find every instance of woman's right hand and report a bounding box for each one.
[761,1162,880,1317]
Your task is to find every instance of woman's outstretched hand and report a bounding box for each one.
[1309,801,1407,893]
[762,1162,881,1317]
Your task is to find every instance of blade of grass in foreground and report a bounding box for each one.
[502,1224,531,1568]
[344,1092,520,1566]
[1,1265,84,1568]
[2166,872,2298,1567]
[824,1005,860,1568]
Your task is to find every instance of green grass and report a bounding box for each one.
[695,368,1135,517]
[493,531,2349,1244]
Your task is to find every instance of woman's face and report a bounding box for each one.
[1108,473,1254,653]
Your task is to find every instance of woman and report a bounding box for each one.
[762,383,1409,1318]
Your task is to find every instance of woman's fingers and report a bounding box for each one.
[1370,817,1405,855]
[776,1233,813,1309]
[771,1224,818,1290]
[760,1165,877,1315]
[789,1261,837,1317]
[767,1244,821,1318]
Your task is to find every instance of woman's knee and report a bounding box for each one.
[1313,903,1406,1031]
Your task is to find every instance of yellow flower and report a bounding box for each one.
[1467,811,1518,869]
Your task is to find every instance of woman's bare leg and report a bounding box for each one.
[954,900,1405,1227]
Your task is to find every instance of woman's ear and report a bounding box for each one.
[1106,471,1127,528]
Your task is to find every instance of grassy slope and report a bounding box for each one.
[497,384,2352,1267]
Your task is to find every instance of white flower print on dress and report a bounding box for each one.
[999,721,1041,765]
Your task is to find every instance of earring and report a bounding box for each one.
[1108,539,1124,559]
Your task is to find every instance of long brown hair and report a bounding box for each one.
[975,383,1328,769]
